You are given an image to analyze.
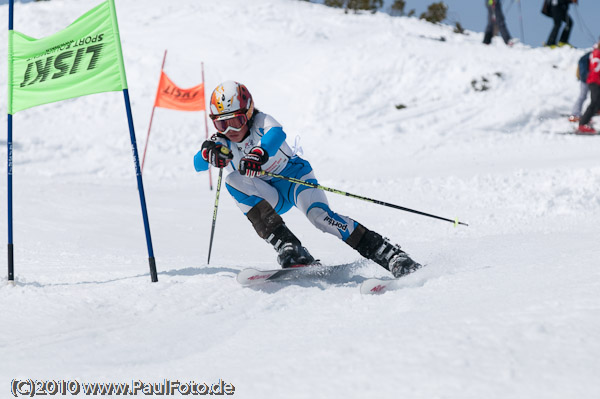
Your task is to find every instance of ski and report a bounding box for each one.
[553,129,598,136]
[573,130,598,136]
[237,263,346,286]
[360,278,401,295]
[360,264,426,294]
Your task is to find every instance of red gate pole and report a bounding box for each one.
[201,62,213,190]
[141,49,168,174]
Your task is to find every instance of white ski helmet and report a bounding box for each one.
[209,80,254,119]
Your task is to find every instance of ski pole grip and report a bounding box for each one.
[219,146,232,159]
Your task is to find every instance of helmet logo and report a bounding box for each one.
[209,80,253,119]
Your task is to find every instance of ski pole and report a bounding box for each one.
[262,171,469,227]
[505,0,515,14]
[207,167,223,264]
[572,4,598,45]
[517,0,525,43]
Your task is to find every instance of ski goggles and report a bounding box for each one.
[210,112,248,133]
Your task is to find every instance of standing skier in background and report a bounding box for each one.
[545,0,577,48]
[569,49,592,122]
[578,40,600,134]
[483,0,514,46]
[194,81,422,278]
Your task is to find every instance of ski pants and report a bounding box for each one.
[580,83,600,126]
[572,81,589,117]
[546,5,572,46]
[225,156,359,242]
[483,0,511,45]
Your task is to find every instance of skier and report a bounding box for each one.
[578,42,600,134]
[193,81,422,278]
[544,0,577,48]
[483,0,514,46]
[569,50,592,122]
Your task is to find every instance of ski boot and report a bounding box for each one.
[578,124,597,135]
[246,200,315,268]
[275,241,315,268]
[387,250,421,278]
[268,225,315,268]
[347,225,421,278]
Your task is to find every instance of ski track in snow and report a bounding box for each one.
[1,1,600,398]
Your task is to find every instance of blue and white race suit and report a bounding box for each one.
[194,111,359,241]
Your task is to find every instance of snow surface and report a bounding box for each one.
[1,0,600,398]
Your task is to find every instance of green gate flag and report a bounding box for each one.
[8,0,128,114]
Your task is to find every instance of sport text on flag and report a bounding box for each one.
[8,0,127,114]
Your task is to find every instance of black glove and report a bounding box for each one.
[201,140,233,168]
[239,147,269,177]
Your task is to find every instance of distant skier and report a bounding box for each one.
[578,42,600,134]
[544,0,577,48]
[483,0,514,46]
[194,81,422,277]
[569,50,592,122]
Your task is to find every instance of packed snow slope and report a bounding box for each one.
[1,1,599,398]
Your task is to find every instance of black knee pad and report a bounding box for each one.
[344,223,368,250]
[246,200,283,239]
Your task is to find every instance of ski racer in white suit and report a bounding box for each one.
[194,81,421,277]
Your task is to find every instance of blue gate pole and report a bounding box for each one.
[7,0,14,283]
[123,89,158,282]
[7,115,13,283]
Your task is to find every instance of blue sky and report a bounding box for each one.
[3,0,598,49]
[406,0,599,49]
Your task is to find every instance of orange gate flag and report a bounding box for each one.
[154,71,205,111]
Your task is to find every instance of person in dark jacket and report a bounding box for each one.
[545,0,577,47]
[483,0,513,46]
[569,51,592,122]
